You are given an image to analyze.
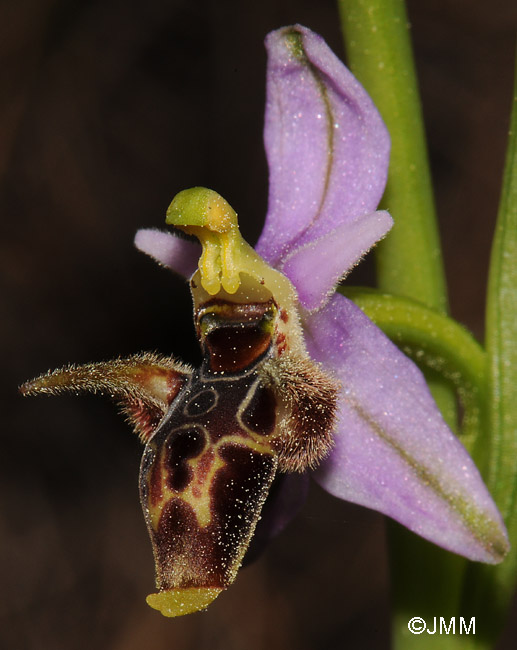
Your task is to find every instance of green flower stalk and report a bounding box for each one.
[340,0,517,648]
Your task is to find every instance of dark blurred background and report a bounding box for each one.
[2,1,516,648]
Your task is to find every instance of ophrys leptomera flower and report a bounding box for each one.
[21,25,508,618]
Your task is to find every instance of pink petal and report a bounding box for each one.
[304,293,509,563]
[134,228,200,278]
[256,25,390,269]
[280,210,393,311]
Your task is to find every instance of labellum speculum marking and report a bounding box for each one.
[141,297,280,615]
[20,187,338,617]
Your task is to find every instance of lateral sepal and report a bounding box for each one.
[20,353,191,443]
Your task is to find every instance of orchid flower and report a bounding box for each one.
[21,25,508,618]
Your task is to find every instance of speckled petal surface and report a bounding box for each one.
[256,25,390,268]
[280,210,393,311]
[134,228,199,277]
[305,293,508,563]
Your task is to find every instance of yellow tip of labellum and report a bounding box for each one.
[146,587,223,617]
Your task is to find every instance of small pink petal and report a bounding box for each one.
[280,210,393,311]
[134,229,200,278]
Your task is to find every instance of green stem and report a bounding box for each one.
[338,2,470,648]
[337,0,458,423]
[484,53,517,536]
[338,0,448,314]
[459,53,517,646]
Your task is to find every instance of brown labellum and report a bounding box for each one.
[260,354,339,472]
[139,368,279,615]
[20,293,338,616]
